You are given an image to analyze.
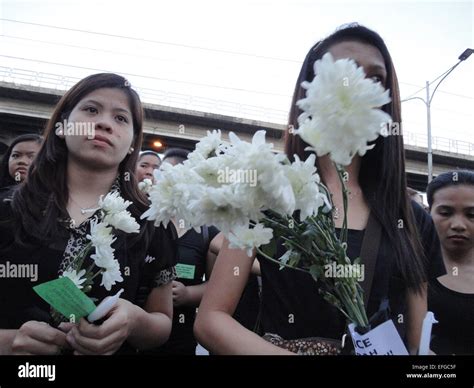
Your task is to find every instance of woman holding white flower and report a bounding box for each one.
[195,24,445,355]
[0,73,177,355]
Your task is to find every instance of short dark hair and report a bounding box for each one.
[427,170,474,208]
[0,134,43,188]
[139,150,162,163]
[163,148,190,164]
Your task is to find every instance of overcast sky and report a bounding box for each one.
[1,0,473,152]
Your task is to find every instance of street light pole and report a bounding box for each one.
[402,48,473,184]
[426,80,433,183]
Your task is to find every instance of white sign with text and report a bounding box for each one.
[348,319,409,355]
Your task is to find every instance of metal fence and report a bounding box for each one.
[1,66,473,156]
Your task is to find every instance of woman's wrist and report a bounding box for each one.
[0,330,16,355]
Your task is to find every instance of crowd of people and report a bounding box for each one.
[0,23,472,356]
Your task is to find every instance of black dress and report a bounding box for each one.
[0,186,178,353]
[257,201,446,343]
[147,226,219,355]
[428,278,474,354]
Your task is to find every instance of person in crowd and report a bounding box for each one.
[136,150,161,184]
[195,23,445,355]
[427,170,474,354]
[0,134,42,188]
[144,147,223,355]
[0,73,177,355]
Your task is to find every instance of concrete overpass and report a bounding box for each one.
[1,81,473,192]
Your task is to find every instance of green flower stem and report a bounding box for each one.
[338,281,368,327]
[89,269,103,281]
[335,164,349,244]
[335,283,362,326]
[256,247,309,275]
[311,219,338,252]
[262,215,300,237]
[74,242,94,271]
[310,241,328,259]
[322,291,353,322]
[354,284,369,327]
[280,236,314,258]
[318,183,338,234]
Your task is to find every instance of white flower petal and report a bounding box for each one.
[295,52,392,166]
[227,224,273,257]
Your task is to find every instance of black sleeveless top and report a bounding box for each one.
[257,201,446,342]
[428,278,474,355]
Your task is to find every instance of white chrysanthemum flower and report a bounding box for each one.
[61,269,87,290]
[99,192,132,214]
[295,52,392,166]
[87,221,116,253]
[285,154,326,220]
[138,178,153,194]
[187,185,249,234]
[91,248,116,270]
[100,260,123,291]
[104,211,140,234]
[228,223,274,257]
[68,192,137,292]
[195,154,233,187]
[188,129,226,162]
[226,131,295,216]
[141,163,203,228]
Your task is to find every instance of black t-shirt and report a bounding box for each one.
[257,201,446,341]
[150,225,219,355]
[428,278,474,355]
[0,188,178,334]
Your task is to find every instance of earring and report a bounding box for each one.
[128,147,134,154]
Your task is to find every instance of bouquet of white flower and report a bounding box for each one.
[61,191,140,293]
[142,53,390,329]
[142,53,410,354]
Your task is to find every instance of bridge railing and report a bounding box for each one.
[403,130,474,156]
[1,66,473,156]
[0,66,289,123]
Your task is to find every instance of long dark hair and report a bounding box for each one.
[10,73,152,249]
[0,134,43,188]
[285,24,427,291]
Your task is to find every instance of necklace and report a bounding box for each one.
[69,195,100,215]
[331,188,361,220]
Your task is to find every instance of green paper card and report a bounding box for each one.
[33,277,96,320]
[175,263,195,280]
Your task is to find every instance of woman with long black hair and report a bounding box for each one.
[195,24,445,355]
[0,73,177,355]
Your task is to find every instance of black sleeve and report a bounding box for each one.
[208,225,220,244]
[411,200,446,280]
[0,186,16,249]
[142,223,178,289]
